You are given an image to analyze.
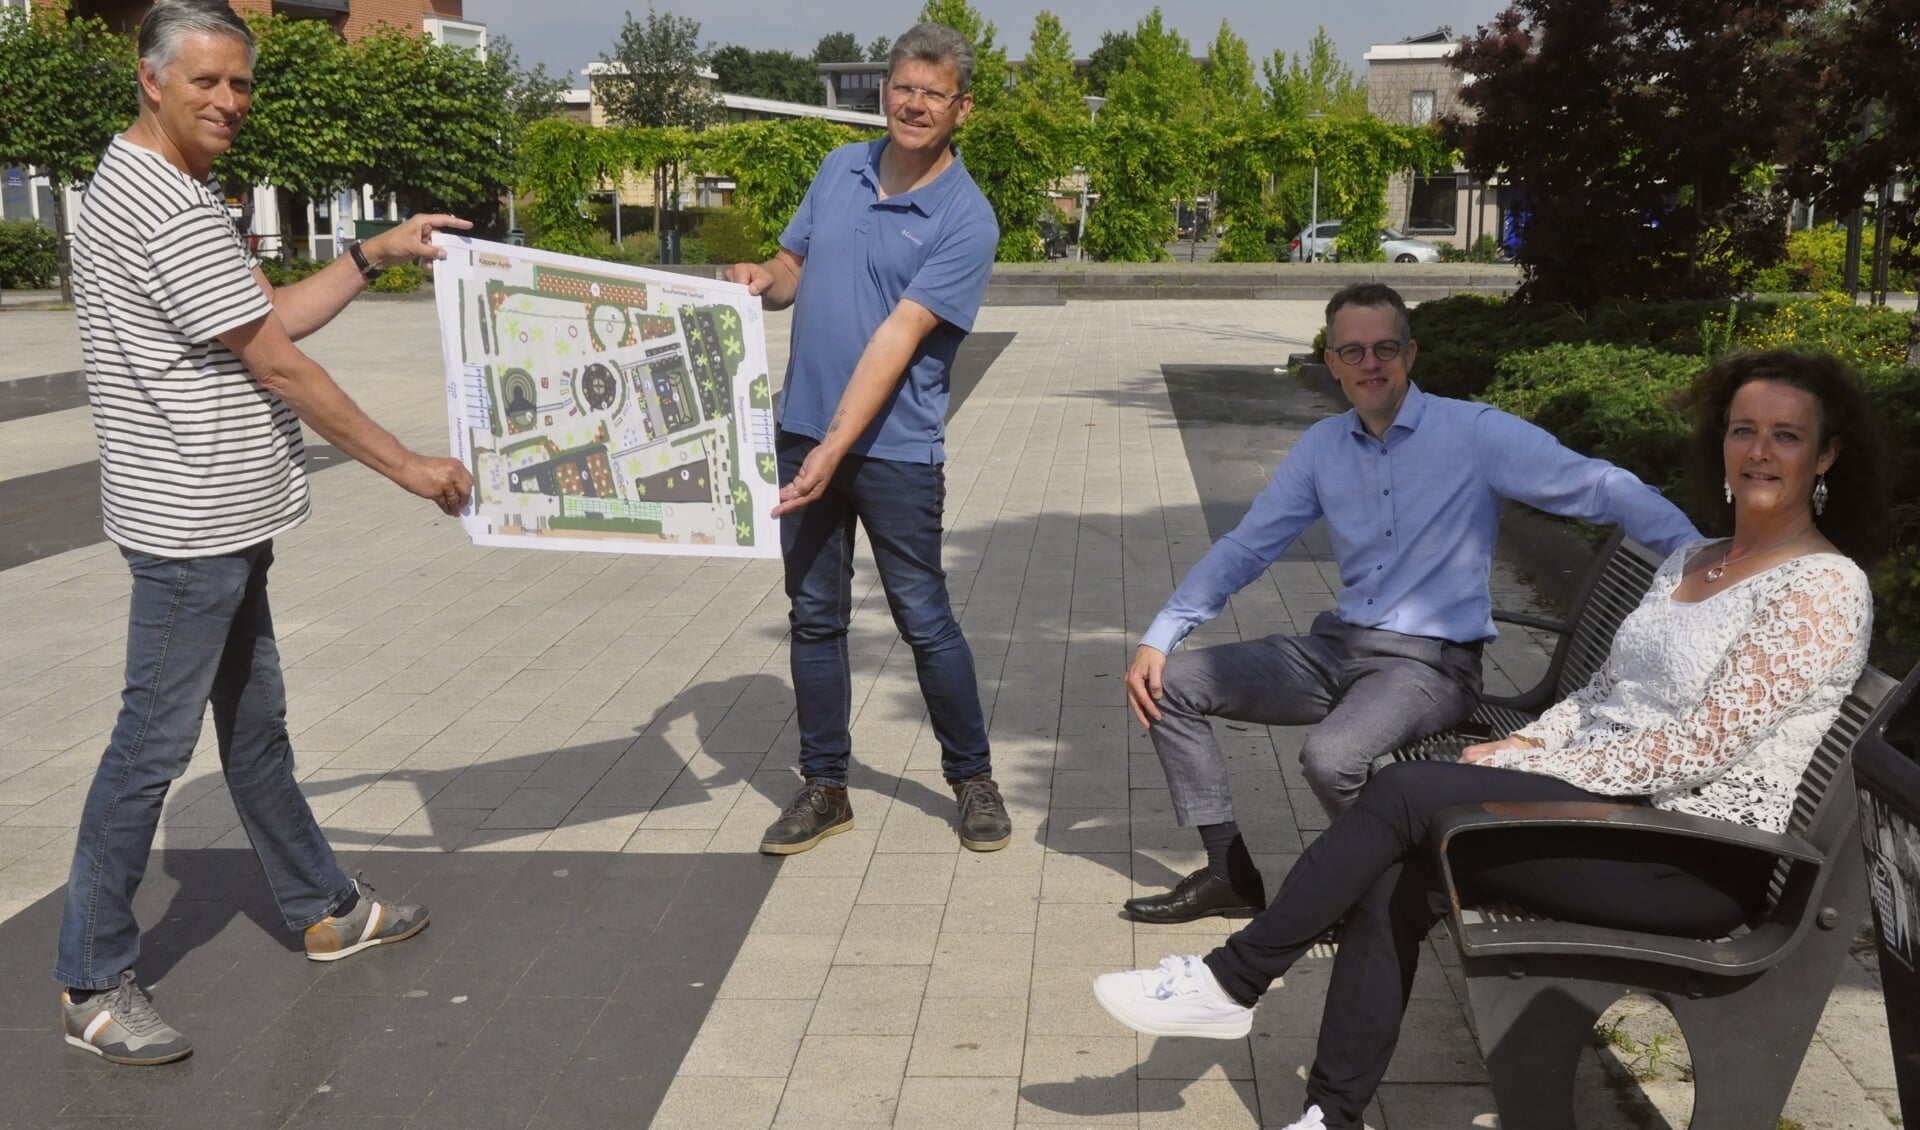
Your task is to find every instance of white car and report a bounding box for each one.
[1289,221,1442,263]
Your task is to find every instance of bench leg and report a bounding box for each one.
[1464,966,1622,1130]
[1662,840,1869,1130]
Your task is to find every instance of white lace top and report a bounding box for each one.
[1482,542,1872,833]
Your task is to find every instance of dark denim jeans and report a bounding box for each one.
[55,542,353,990]
[778,432,990,788]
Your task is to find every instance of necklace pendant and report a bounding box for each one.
[1705,564,1727,583]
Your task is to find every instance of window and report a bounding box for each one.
[1407,175,1458,234]
[1410,90,1436,126]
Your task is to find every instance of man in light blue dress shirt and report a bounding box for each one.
[1120,282,1700,924]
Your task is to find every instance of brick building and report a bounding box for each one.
[1365,31,1507,252]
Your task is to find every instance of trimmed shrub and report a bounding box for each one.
[694,208,763,266]
[0,220,61,289]
[1481,343,1700,494]
[368,262,425,293]
[258,256,327,287]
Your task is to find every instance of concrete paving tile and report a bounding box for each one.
[676,998,813,1077]
[857,850,957,905]
[1035,903,1135,967]
[907,995,1027,1077]
[769,829,881,877]
[1137,1078,1262,1127]
[1044,808,1134,854]
[535,807,645,851]
[1041,851,1133,905]
[926,931,1036,999]
[1136,1033,1255,1080]
[1028,963,1132,1037]
[893,1076,1019,1129]
[807,964,928,1035]
[942,872,1041,934]
[834,903,944,965]
[750,876,861,936]
[1374,1082,1501,1129]
[649,1076,785,1129]
[1016,1034,1139,1125]
[774,1034,911,1125]
[622,828,715,853]
[716,932,842,1000]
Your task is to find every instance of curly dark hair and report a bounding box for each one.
[1677,350,1888,564]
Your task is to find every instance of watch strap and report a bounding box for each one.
[348,241,385,282]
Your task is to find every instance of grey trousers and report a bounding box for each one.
[1151,611,1483,821]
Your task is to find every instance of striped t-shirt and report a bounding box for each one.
[73,136,308,558]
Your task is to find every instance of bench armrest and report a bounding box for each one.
[1491,609,1571,636]
[1430,801,1824,865]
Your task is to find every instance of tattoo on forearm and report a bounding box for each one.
[826,410,846,436]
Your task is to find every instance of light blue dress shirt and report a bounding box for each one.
[1140,383,1701,653]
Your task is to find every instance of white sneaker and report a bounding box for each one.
[1091,954,1253,1039]
[1280,1105,1326,1130]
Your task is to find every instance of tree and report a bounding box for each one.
[352,28,519,216]
[917,0,1009,109]
[597,6,722,131]
[711,45,824,105]
[1263,27,1368,120]
[1448,0,1820,305]
[218,14,363,203]
[1203,22,1272,260]
[598,5,723,235]
[1088,9,1206,260]
[867,35,892,62]
[1104,8,1200,125]
[0,3,135,299]
[960,10,1085,260]
[813,31,863,64]
[1084,31,1133,98]
[492,36,570,132]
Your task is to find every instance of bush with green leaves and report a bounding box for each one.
[257,256,328,287]
[1480,343,1700,494]
[368,262,425,293]
[0,220,59,288]
[1748,225,1915,294]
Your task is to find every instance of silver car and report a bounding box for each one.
[1289,221,1442,263]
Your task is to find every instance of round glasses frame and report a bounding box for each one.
[1329,340,1406,365]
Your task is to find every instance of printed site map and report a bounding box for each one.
[432,236,778,558]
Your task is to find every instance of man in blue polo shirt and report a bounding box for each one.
[1118,282,1700,924]
[726,23,1009,855]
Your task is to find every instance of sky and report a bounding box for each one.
[460,0,1513,87]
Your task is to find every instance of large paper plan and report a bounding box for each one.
[432,235,778,558]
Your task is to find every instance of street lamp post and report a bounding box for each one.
[1077,95,1106,262]
[1306,111,1325,261]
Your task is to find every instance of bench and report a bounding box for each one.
[1426,648,1914,1128]
[1379,528,1663,767]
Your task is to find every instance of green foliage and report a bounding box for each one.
[960,11,1085,261]
[917,0,1009,108]
[1739,293,1911,369]
[695,207,762,264]
[1749,225,1917,294]
[1482,343,1701,492]
[1084,111,1186,261]
[0,4,135,189]
[1085,31,1134,98]
[0,219,60,288]
[352,27,517,213]
[493,36,570,132]
[368,262,425,292]
[257,256,327,287]
[1870,543,1920,672]
[711,45,824,105]
[1104,9,1200,124]
[812,31,863,65]
[597,5,722,130]
[1440,234,1505,263]
[701,118,873,258]
[1262,27,1368,120]
[518,118,625,255]
[867,35,892,63]
[219,15,360,198]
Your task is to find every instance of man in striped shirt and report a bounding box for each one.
[55,0,472,1066]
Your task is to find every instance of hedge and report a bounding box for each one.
[0,219,60,289]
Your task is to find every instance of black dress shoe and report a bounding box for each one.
[1124,866,1266,924]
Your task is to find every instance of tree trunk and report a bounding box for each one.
[1907,310,1920,369]
[50,187,72,306]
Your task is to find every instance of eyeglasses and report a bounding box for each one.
[889,83,961,111]
[1329,340,1406,365]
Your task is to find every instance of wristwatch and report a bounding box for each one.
[347,241,385,283]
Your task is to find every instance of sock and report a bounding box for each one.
[67,986,98,1005]
[1198,821,1242,880]
[330,889,360,921]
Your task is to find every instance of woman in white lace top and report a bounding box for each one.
[1094,351,1890,1130]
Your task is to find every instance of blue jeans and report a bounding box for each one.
[55,542,353,990]
[778,432,990,788]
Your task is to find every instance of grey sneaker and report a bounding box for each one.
[760,781,853,855]
[304,877,429,962]
[954,774,1012,852]
[61,970,192,1065]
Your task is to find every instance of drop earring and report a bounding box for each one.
[1812,475,1828,517]
[1724,479,1733,504]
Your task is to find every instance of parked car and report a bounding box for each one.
[1288,220,1442,263]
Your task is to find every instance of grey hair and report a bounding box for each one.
[887,23,975,94]
[139,1,256,81]
[1325,282,1413,342]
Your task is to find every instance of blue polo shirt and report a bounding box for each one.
[778,138,998,464]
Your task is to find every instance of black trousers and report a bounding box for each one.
[1202,761,1770,1129]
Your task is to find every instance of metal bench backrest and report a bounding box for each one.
[1550,535,1664,703]
[1767,666,1901,906]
